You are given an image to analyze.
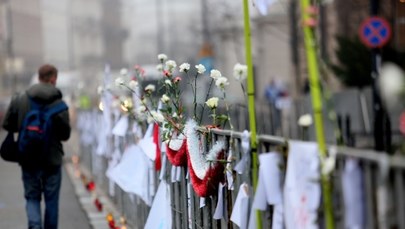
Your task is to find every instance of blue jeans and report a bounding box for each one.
[22,166,62,229]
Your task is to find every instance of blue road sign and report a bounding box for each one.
[359,16,391,48]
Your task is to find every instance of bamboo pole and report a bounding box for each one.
[242,0,261,228]
[300,0,335,228]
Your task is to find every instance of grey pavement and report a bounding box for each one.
[0,130,92,229]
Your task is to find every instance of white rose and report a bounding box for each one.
[179,63,190,72]
[205,97,219,109]
[158,53,168,62]
[233,63,248,81]
[128,80,138,90]
[161,94,170,104]
[145,84,156,92]
[210,69,222,79]
[215,76,229,89]
[298,114,313,127]
[195,64,206,74]
[115,77,124,87]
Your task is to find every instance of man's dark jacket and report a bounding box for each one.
[2,83,71,167]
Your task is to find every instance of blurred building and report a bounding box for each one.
[0,0,128,95]
[0,0,43,94]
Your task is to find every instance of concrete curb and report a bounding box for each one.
[65,162,125,229]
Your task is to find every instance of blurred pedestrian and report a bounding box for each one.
[264,79,281,134]
[2,64,71,229]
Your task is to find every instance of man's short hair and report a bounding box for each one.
[38,64,58,82]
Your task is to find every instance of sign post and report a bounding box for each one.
[359,15,392,152]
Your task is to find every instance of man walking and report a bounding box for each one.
[2,64,71,229]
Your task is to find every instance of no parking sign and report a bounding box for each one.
[359,16,392,48]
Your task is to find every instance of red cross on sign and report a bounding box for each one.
[359,16,392,48]
[400,112,405,136]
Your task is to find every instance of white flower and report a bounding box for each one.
[165,60,177,72]
[141,97,148,105]
[137,105,147,113]
[97,86,103,95]
[128,80,138,90]
[158,53,167,62]
[115,77,124,87]
[321,146,337,176]
[156,64,163,71]
[378,63,405,110]
[210,69,222,79]
[172,112,178,118]
[205,97,219,109]
[161,94,170,104]
[151,110,165,123]
[179,63,190,72]
[298,114,313,127]
[145,84,156,92]
[195,64,206,74]
[164,79,172,86]
[120,68,128,76]
[233,63,248,81]
[322,156,336,176]
[215,76,229,89]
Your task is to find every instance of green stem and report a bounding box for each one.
[193,73,198,121]
[300,0,334,228]
[199,78,215,125]
[242,0,260,227]
[212,108,216,126]
[223,91,234,131]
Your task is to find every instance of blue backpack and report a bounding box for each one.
[18,96,68,159]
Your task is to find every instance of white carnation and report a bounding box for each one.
[233,63,248,81]
[195,64,206,74]
[210,69,222,79]
[158,53,168,62]
[128,80,138,90]
[151,110,165,123]
[120,68,128,76]
[156,64,163,71]
[298,114,313,127]
[215,76,229,89]
[179,63,190,72]
[115,77,124,87]
[145,84,156,92]
[164,79,172,86]
[161,94,170,104]
[165,60,177,71]
[205,97,219,109]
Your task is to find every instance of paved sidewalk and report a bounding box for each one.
[0,132,91,229]
[64,129,125,229]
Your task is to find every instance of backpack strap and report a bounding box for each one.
[44,101,68,119]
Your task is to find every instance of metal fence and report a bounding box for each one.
[76,110,405,229]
